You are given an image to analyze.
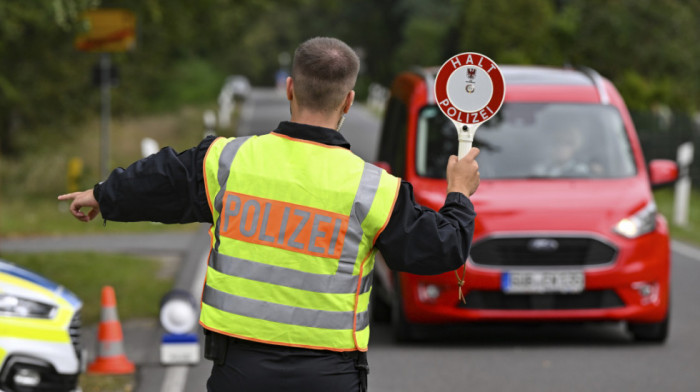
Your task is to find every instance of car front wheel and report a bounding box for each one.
[391,274,417,342]
[627,309,670,343]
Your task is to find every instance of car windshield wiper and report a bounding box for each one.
[523,175,557,179]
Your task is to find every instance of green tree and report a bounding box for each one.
[0,0,277,155]
[454,0,560,65]
[391,0,460,71]
[3,0,698,159]
[0,0,99,154]
[564,0,700,111]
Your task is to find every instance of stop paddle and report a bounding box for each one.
[434,52,505,159]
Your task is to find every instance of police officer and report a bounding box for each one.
[59,37,480,392]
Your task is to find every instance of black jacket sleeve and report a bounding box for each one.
[374,181,476,275]
[94,135,475,276]
[94,136,215,224]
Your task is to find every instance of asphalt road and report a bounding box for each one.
[368,242,700,392]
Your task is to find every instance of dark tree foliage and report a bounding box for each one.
[1,0,698,155]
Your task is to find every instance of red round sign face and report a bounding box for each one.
[434,52,505,125]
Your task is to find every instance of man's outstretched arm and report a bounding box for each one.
[58,136,215,224]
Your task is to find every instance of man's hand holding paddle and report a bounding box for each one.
[447,148,480,197]
[434,51,504,199]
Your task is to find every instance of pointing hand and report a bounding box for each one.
[58,189,101,222]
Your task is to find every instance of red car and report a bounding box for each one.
[374,65,678,342]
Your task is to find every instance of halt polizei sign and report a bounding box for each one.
[434,52,505,158]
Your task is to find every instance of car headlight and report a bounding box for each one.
[0,294,57,319]
[613,201,657,239]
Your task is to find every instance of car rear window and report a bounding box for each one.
[415,103,637,180]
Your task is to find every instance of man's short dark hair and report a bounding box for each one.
[291,37,360,114]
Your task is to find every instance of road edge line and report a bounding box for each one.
[159,228,210,392]
[672,240,700,262]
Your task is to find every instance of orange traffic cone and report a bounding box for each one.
[88,286,135,374]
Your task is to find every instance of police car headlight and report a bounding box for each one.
[613,201,657,239]
[0,294,56,319]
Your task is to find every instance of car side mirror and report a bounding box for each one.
[375,161,393,174]
[648,159,678,188]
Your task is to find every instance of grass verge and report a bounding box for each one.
[1,197,200,237]
[0,101,233,237]
[653,187,700,246]
[0,252,174,325]
[80,374,135,392]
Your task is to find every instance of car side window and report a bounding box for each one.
[415,106,457,178]
[378,97,407,177]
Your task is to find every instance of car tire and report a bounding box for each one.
[627,309,670,343]
[391,274,417,342]
[369,280,391,324]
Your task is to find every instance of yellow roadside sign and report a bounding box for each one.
[75,9,136,52]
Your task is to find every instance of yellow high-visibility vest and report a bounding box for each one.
[201,132,400,351]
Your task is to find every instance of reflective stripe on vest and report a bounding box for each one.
[208,250,373,294]
[203,284,369,330]
[200,134,399,351]
[212,136,252,252]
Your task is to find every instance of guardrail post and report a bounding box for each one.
[674,141,694,226]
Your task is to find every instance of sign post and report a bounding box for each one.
[434,52,506,159]
[99,53,111,180]
[674,142,694,226]
[159,290,200,365]
[75,9,136,180]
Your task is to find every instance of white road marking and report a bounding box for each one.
[159,365,188,392]
[672,240,700,262]
[191,250,209,299]
[159,251,209,392]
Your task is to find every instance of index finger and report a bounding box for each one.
[464,147,480,160]
[57,192,81,201]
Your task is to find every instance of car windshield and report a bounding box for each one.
[415,103,637,179]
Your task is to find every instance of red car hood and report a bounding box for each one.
[466,178,652,236]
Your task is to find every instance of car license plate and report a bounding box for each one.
[501,270,585,294]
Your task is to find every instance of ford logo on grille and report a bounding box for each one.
[527,238,559,252]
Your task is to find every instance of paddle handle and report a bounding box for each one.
[456,122,479,160]
[458,140,472,160]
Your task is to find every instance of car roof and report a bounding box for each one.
[500,65,594,86]
[423,64,599,86]
[403,64,611,105]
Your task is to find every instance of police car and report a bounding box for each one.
[0,259,83,392]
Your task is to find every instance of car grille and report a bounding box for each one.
[459,290,624,310]
[470,236,617,267]
[69,311,82,356]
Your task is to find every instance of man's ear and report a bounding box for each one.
[342,90,355,114]
[286,77,294,101]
